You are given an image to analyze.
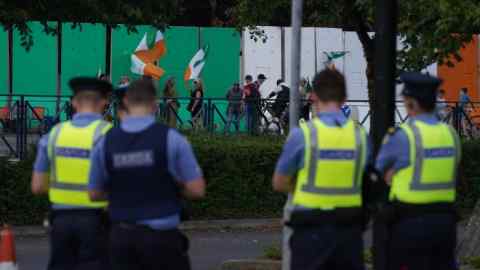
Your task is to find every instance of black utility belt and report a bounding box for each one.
[393,202,456,221]
[50,208,106,218]
[113,222,178,233]
[286,208,364,227]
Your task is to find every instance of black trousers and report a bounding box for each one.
[389,214,457,270]
[48,210,108,270]
[110,224,191,270]
[289,224,364,270]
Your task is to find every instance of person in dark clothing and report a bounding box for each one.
[225,82,243,133]
[243,74,263,134]
[32,77,113,270]
[89,78,206,270]
[268,79,290,119]
[187,79,204,130]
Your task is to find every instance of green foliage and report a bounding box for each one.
[457,140,480,210]
[0,134,286,225]
[0,154,49,225]
[233,0,480,72]
[463,256,480,269]
[0,0,182,50]
[262,243,282,260]
[2,135,480,225]
[364,249,373,264]
[187,134,285,219]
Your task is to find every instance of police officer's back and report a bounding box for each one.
[273,68,371,270]
[376,73,461,270]
[31,77,112,270]
[88,78,206,270]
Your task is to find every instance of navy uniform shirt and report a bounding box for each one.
[89,115,203,230]
[375,113,440,175]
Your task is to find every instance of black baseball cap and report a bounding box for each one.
[69,77,113,97]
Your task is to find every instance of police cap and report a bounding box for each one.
[69,77,113,97]
[400,72,442,101]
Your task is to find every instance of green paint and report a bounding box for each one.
[156,26,198,97]
[0,28,7,95]
[13,22,57,95]
[200,27,240,98]
[61,23,106,95]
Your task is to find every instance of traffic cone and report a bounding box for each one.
[0,225,18,270]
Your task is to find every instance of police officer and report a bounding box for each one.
[273,68,372,270]
[88,78,205,270]
[376,72,460,270]
[31,77,112,270]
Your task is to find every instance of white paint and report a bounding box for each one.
[344,32,369,101]
[316,28,344,73]
[243,26,282,97]
[284,27,316,85]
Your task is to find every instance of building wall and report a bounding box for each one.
[438,36,479,102]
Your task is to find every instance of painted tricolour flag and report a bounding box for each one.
[130,31,167,80]
[184,45,208,81]
[320,51,349,69]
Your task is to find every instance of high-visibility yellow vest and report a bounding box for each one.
[47,119,111,208]
[293,118,367,210]
[389,121,460,204]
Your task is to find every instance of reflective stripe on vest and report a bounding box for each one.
[48,120,111,208]
[389,121,460,204]
[293,118,367,210]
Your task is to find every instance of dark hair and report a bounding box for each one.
[438,89,446,94]
[312,68,347,102]
[461,87,468,93]
[74,91,104,103]
[276,79,284,86]
[417,96,436,112]
[245,75,253,81]
[126,79,157,105]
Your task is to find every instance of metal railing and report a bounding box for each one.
[1,94,479,159]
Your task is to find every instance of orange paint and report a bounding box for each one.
[438,36,479,102]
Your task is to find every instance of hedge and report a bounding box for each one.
[1,134,479,225]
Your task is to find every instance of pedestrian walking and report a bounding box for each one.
[272,68,372,270]
[224,82,243,134]
[436,89,448,120]
[31,77,113,270]
[163,77,180,128]
[187,79,204,130]
[376,72,461,270]
[88,78,206,270]
[243,75,262,134]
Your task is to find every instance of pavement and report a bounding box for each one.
[9,218,465,270]
[15,228,282,270]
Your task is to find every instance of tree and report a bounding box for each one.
[231,0,480,122]
[0,0,186,49]
[233,0,480,259]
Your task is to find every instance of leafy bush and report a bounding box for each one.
[457,139,480,211]
[0,134,286,225]
[0,153,49,225]
[187,134,285,219]
[1,135,480,225]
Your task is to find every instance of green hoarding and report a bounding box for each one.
[13,22,57,95]
[61,23,106,95]
[200,27,240,98]
[0,28,7,95]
